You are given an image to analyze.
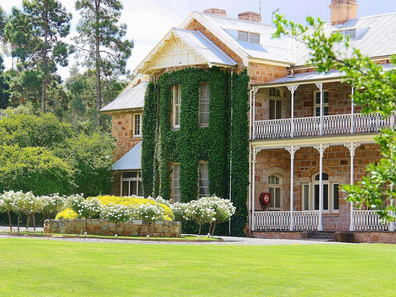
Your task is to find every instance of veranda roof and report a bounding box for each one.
[112,142,141,171]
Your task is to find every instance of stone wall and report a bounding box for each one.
[349,232,396,244]
[44,219,181,237]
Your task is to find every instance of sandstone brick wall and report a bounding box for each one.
[111,111,142,162]
[350,232,396,244]
[111,172,122,196]
[248,62,289,84]
[44,219,181,237]
[252,231,303,239]
[254,144,381,231]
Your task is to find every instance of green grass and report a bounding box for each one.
[0,239,395,296]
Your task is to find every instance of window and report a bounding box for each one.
[199,163,209,198]
[268,175,281,210]
[134,113,142,137]
[314,90,329,116]
[121,171,142,197]
[173,85,181,129]
[173,164,181,202]
[199,83,210,127]
[302,173,339,212]
[237,31,260,44]
[269,88,283,120]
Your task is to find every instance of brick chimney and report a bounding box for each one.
[238,11,262,22]
[329,0,358,25]
[204,8,227,17]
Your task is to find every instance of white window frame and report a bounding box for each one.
[172,163,181,203]
[199,83,210,127]
[237,31,260,44]
[302,173,340,213]
[314,90,329,117]
[120,171,142,197]
[198,162,209,198]
[269,88,283,120]
[172,85,181,129]
[268,175,281,210]
[133,113,142,137]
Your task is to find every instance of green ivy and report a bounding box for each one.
[142,67,249,236]
[141,81,157,197]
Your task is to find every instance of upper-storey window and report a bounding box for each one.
[237,31,260,44]
[269,88,283,120]
[199,83,210,127]
[134,113,142,137]
[314,90,329,116]
[173,85,181,129]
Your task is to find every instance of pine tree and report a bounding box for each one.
[74,0,133,126]
[5,0,72,112]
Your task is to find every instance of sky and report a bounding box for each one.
[2,0,396,80]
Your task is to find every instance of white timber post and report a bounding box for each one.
[390,184,395,232]
[285,145,300,231]
[314,143,329,231]
[253,87,258,139]
[315,83,323,135]
[351,87,355,134]
[287,85,299,138]
[344,142,361,231]
[252,148,257,231]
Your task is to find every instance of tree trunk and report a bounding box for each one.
[26,214,30,231]
[95,0,102,127]
[33,213,36,234]
[17,214,20,234]
[85,217,88,233]
[198,224,201,240]
[7,211,12,233]
[115,221,118,236]
[208,223,212,237]
[211,223,217,238]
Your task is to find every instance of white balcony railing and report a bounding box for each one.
[254,211,319,231]
[254,113,395,140]
[352,210,392,231]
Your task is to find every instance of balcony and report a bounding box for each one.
[253,113,396,140]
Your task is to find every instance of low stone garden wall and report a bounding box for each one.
[335,231,396,244]
[44,219,181,237]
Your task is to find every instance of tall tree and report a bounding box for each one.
[5,0,72,112]
[74,0,133,126]
[0,55,9,109]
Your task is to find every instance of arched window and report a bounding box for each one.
[269,88,283,120]
[269,175,281,210]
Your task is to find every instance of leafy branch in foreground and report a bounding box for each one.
[273,14,396,219]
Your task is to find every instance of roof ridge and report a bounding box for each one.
[193,11,275,28]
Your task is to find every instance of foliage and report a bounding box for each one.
[100,203,131,234]
[55,207,79,219]
[133,203,165,225]
[0,55,10,109]
[5,0,72,112]
[74,0,133,126]
[171,202,189,222]
[185,198,216,238]
[141,81,157,196]
[273,15,396,220]
[0,145,74,195]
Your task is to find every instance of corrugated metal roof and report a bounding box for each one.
[173,28,237,66]
[100,81,146,113]
[112,142,141,171]
[254,63,396,86]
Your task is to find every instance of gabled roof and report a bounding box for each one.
[112,142,141,171]
[135,27,236,74]
[182,12,294,66]
[100,76,146,113]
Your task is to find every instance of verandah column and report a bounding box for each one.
[314,143,329,231]
[285,145,300,231]
[390,185,395,232]
[286,85,299,138]
[344,142,361,231]
[315,83,323,135]
[251,149,257,231]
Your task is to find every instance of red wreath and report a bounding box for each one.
[259,192,271,205]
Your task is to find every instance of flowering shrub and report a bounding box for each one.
[171,202,189,222]
[55,207,79,219]
[100,204,132,235]
[185,199,216,238]
[133,203,166,224]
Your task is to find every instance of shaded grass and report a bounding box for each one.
[0,239,395,296]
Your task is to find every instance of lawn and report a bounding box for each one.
[0,239,395,296]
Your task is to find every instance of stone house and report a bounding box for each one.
[102,0,396,237]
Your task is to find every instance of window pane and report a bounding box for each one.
[276,101,282,119]
[323,184,329,210]
[131,181,138,196]
[269,100,275,119]
[315,173,328,181]
[124,172,137,178]
[199,83,210,127]
[122,181,129,197]
[134,114,141,136]
[324,91,329,104]
[249,33,260,44]
[324,106,329,116]
[237,31,248,42]
[199,163,209,197]
[173,164,180,202]
[304,185,309,210]
[275,188,281,208]
[315,107,320,117]
[314,184,319,210]
[333,184,339,210]
[316,92,320,104]
[269,187,274,208]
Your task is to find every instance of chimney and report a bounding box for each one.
[238,11,262,22]
[329,0,358,25]
[204,8,227,17]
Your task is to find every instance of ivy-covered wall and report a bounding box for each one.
[141,67,249,236]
